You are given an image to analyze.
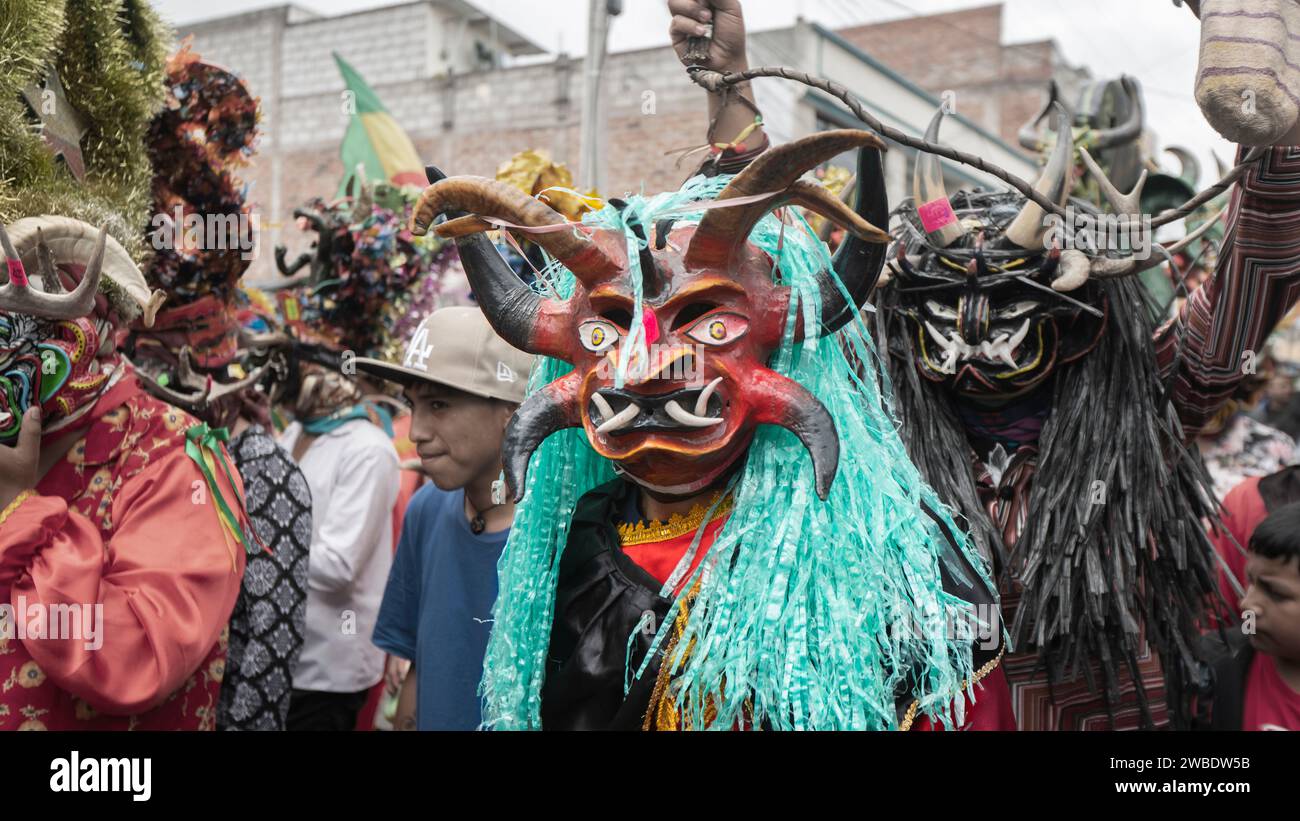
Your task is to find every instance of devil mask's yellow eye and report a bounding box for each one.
[686,311,750,346]
[579,320,620,353]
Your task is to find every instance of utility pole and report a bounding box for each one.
[579,0,620,192]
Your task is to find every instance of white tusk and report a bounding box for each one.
[939,347,958,374]
[1007,318,1030,351]
[924,320,951,350]
[590,391,615,420]
[595,400,641,434]
[694,377,723,417]
[664,399,723,428]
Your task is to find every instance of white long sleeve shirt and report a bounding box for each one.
[280,419,400,693]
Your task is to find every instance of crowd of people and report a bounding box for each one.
[1,0,1298,732]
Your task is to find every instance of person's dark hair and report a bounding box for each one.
[401,380,518,414]
[1250,502,1300,565]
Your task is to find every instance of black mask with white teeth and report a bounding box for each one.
[922,316,1032,373]
[589,377,725,436]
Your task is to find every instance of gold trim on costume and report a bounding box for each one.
[897,646,1006,731]
[0,490,35,527]
[618,492,734,546]
[643,591,693,731]
[643,580,750,731]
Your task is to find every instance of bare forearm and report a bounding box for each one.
[394,667,418,731]
[669,1,766,154]
[706,67,765,149]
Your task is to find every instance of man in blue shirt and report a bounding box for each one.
[357,307,534,730]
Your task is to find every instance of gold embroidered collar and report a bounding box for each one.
[617,492,734,546]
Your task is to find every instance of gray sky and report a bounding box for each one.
[151,0,1229,183]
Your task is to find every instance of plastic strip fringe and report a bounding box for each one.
[479,173,991,730]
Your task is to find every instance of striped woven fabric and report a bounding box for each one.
[1156,145,1300,438]
[1001,589,1171,732]
[1196,0,1300,144]
[1000,144,1300,730]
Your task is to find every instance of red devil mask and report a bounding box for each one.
[410,131,891,501]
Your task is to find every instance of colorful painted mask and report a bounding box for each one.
[0,314,63,441]
[1,217,162,442]
[1,224,107,442]
[410,131,892,499]
[0,312,115,438]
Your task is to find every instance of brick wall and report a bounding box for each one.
[183,4,717,282]
[840,3,1006,90]
[180,2,1055,283]
[837,3,1088,146]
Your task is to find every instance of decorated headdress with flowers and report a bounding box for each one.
[268,179,457,434]
[274,180,456,361]
[125,41,271,430]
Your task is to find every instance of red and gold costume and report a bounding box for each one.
[619,494,1013,732]
[1,219,251,732]
[0,374,244,730]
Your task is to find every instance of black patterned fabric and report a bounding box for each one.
[218,425,313,730]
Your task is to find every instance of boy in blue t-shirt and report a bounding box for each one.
[356,307,534,730]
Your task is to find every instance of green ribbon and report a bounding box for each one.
[184,422,259,557]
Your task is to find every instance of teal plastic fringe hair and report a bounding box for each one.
[479,174,993,730]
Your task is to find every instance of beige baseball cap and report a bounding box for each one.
[354,306,535,403]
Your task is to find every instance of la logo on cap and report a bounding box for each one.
[496,361,515,382]
[405,326,434,370]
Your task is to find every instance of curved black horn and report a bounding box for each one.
[1091,75,1144,150]
[424,165,552,355]
[501,372,582,502]
[1017,79,1065,150]
[817,145,889,334]
[749,368,840,500]
[283,205,339,286]
[275,246,311,276]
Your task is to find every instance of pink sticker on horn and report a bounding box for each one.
[641,306,660,345]
[6,258,28,287]
[918,197,958,234]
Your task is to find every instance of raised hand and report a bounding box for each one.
[668,0,749,73]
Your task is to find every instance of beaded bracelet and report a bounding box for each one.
[709,115,765,156]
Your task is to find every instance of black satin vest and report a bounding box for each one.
[539,478,1004,730]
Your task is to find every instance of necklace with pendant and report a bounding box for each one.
[467,495,504,535]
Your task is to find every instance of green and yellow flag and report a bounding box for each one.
[334,53,425,195]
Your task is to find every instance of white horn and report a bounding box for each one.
[1003,106,1074,249]
[3,216,167,325]
[1078,146,1146,216]
[1053,249,1093,291]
